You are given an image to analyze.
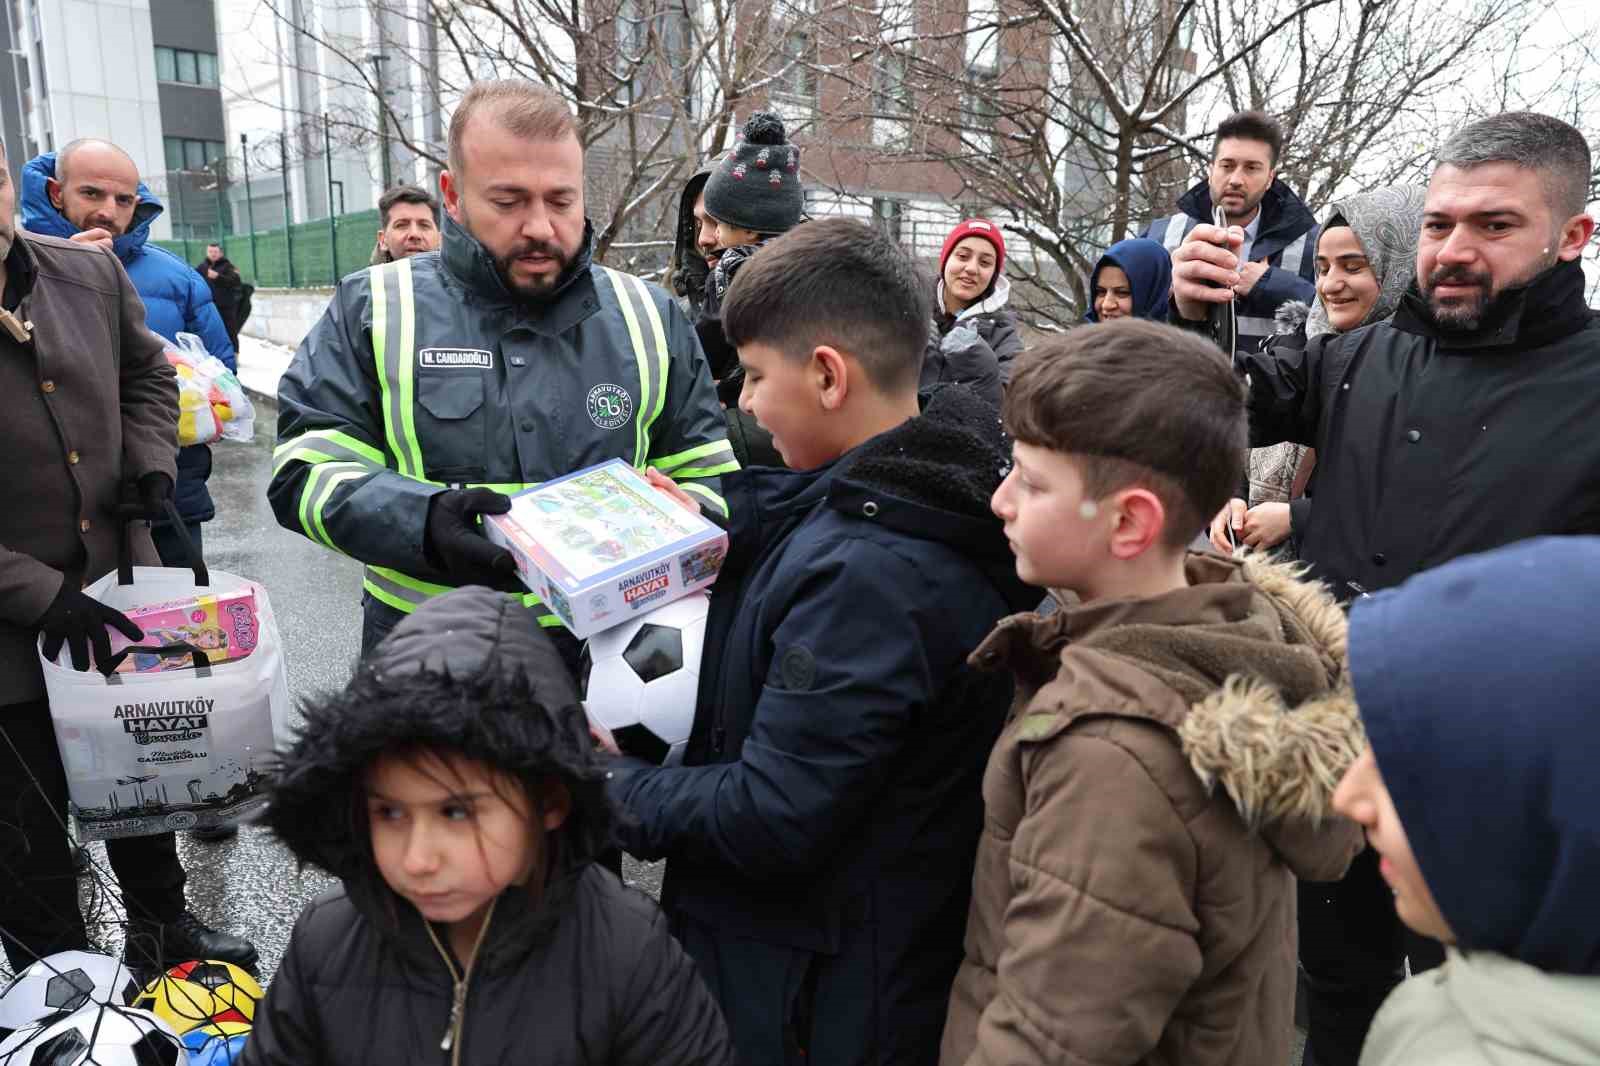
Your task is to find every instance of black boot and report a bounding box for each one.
[123,910,259,980]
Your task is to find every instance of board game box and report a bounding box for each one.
[485,459,728,638]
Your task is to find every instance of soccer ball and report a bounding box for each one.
[0,951,139,1041]
[181,1020,251,1066]
[580,592,709,766]
[133,975,249,1034]
[0,1003,182,1066]
[163,961,261,1020]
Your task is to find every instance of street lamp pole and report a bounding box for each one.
[241,133,258,280]
[368,52,392,190]
[281,132,296,288]
[324,112,340,283]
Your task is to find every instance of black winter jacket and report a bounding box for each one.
[241,870,734,1066]
[1236,258,1600,601]
[609,387,1036,1065]
[919,276,1023,407]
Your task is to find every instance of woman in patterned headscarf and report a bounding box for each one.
[1235,184,1427,556]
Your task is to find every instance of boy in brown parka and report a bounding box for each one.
[940,319,1365,1066]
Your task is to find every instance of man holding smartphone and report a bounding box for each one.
[1145,110,1318,356]
[1171,111,1600,1066]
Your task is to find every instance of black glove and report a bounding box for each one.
[423,488,521,590]
[37,578,143,674]
[120,472,174,522]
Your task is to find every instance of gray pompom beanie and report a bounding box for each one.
[702,111,804,236]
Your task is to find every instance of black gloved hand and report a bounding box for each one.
[119,472,175,522]
[36,578,143,674]
[423,488,521,590]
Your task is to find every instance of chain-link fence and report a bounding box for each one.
[152,208,384,289]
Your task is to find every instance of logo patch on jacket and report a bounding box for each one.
[587,383,633,430]
[419,347,494,369]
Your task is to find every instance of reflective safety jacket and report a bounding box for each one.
[268,216,737,623]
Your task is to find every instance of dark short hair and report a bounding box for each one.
[449,80,579,175]
[378,184,438,227]
[721,218,930,393]
[1214,110,1284,166]
[206,242,222,249]
[1004,320,1246,550]
[1435,112,1593,221]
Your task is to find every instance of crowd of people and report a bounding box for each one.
[1,75,1596,1066]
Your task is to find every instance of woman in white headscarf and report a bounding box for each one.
[1222,184,1428,555]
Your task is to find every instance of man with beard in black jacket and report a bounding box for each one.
[1169,111,1598,1066]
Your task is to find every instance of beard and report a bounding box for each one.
[1424,251,1556,332]
[458,201,576,305]
[0,223,13,264]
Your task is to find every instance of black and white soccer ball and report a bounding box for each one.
[580,592,709,766]
[0,952,140,1042]
[0,1003,182,1066]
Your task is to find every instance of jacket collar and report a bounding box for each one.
[20,152,161,264]
[1390,258,1594,351]
[438,209,599,332]
[1177,177,1316,252]
[937,274,1012,324]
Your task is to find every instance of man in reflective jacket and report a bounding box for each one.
[269,80,736,659]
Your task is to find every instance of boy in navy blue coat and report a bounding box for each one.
[605,218,1035,1065]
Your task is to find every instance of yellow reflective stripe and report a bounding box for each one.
[394,257,425,479]
[371,265,406,473]
[274,428,386,468]
[681,481,728,517]
[365,568,555,621]
[675,461,741,479]
[363,575,417,615]
[298,461,366,547]
[623,271,670,446]
[370,565,453,597]
[309,469,367,552]
[537,615,565,628]
[600,267,653,468]
[648,440,730,473]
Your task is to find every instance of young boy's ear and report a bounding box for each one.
[1108,487,1168,560]
[811,345,852,412]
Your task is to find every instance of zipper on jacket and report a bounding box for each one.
[423,896,498,1066]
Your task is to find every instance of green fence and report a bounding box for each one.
[153,208,384,289]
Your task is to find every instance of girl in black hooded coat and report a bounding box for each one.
[238,587,735,1066]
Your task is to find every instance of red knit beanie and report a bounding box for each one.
[939,218,1006,276]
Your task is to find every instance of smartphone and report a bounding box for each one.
[1208,204,1238,355]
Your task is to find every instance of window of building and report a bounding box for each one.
[773,27,817,106]
[964,62,1000,154]
[155,46,219,85]
[164,137,226,172]
[873,50,913,150]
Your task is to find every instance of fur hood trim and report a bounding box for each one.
[1178,555,1363,831]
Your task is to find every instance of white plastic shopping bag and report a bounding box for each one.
[39,525,291,841]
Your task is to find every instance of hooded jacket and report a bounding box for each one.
[21,152,237,527]
[609,387,1038,1065]
[269,211,736,625]
[240,586,736,1066]
[1084,237,1173,322]
[921,274,1024,407]
[1347,536,1600,1065]
[941,553,1365,1066]
[1235,256,1600,603]
[1144,178,1318,354]
[669,164,715,316]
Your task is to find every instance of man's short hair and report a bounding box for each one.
[721,218,930,394]
[1435,112,1593,221]
[1003,321,1247,550]
[448,80,579,175]
[1214,111,1284,167]
[378,184,438,227]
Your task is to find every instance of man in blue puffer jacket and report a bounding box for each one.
[22,141,237,567]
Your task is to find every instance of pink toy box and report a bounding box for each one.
[101,590,261,673]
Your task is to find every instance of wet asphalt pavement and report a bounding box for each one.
[51,406,661,984]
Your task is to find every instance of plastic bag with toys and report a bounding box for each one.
[164,332,256,445]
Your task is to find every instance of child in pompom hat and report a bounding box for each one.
[921,217,1023,408]
[693,111,806,436]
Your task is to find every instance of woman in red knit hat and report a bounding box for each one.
[920,217,1023,407]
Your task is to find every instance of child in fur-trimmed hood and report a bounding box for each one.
[238,586,735,1066]
[941,319,1364,1066]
